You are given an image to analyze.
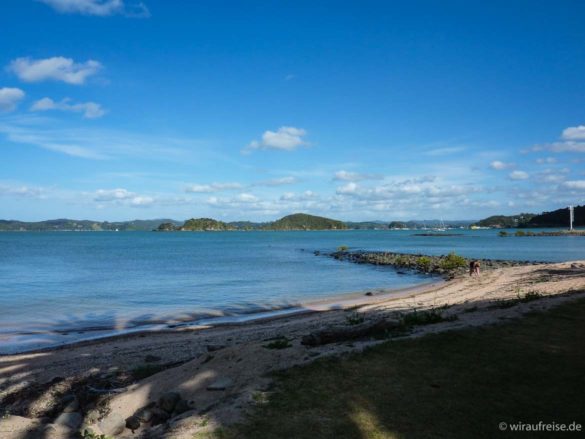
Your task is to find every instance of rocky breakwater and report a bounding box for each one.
[327,250,541,279]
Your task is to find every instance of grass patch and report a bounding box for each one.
[439,252,467,270]
[399,308,457,326]
[345,312,365,326]
[416,256,431,270]
[492,291,544,309]
[263,336,292,350]
[131,363,166,380]
[225,298,585,439]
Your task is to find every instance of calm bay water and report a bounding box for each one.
[1,229,584,353]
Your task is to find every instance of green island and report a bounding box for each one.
[156,213,347,232]
[473,204,584,229]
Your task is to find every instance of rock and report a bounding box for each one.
[159,391,181,413]
[173,398,190,415]
[61,393,75,404]
[63,397,80,413]
[99,413,126,436]
[150,407,171,425]
[207,377,234,391]
[136,407,153,423]
[125,415,141,431]
[144,354,162,363]
[84,408,101,424]
[206,344,226,352]
[55,411,83,429]
[365,291,373,296]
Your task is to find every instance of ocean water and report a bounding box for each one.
[1,229,584,353]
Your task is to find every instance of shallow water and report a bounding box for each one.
[1,229,583,353]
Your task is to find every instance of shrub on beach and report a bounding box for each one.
[416,256,432,271]
[440,252,467,270]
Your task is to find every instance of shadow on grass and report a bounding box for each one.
[222,298,585,439]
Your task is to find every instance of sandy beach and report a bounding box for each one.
[2,260,585,438]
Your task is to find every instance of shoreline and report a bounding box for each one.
[2,260,585,438]
[0,280,443,356]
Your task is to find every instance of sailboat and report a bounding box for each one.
[433,218,447,232]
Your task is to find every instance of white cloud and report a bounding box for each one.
[236,193,259,203]
[185,182,243,193]
[509,170,529,180]
[31,97,106,119]
[336,182,359,195]
[279,190,318,202]
[333,170,382,182]
[489,160,514,170]
[244,126,307,152]
[563,180,585,190]
[0,88,25,112]
[8,57,102,85]
[0,184,44,198]
[0,115,194,160]
[562,125,585,140]
[94,188,154,206]
[255,176,298,186]
[38,0,150,17]
[528,124,585,154]
[536,157,557,164]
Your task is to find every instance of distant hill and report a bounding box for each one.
[526,205,584,228]
[0,218,181,232]
[264,213,347,230]
[346,221,389,230]
[179,218,234,231]
[473,214,534,228]
[227,221,266,230]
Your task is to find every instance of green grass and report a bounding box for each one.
[439,252,467,270]
[222,298,585,438]
[263,336,292,350]
[345,312,365,325]
[492,291,544,309]
[399,308,457,326]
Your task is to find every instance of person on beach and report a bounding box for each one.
[469,260,480,276]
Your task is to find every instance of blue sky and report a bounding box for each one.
[1,0,584,221]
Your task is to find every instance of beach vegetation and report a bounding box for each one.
[263,336,292,349]
[416,256,431,270]
[225,298,585,439]
[394,255,409,266]
[345,312,365,325]
[439,252,467,270]
[493,290,544,309]
[82,430,114,439]
[399,308,457,326]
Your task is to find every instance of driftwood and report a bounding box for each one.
[301,318,401,347]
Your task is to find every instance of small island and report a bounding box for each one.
[156,213,347,232]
